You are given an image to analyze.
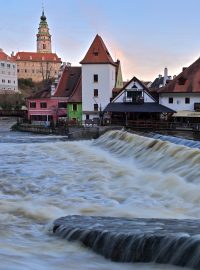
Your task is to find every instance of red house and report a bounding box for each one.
[27,65,81,125]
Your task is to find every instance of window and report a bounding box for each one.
[72,104,77,111]
[30,102,36,108]
[7,64,10,68]
[43,44,46,49]
[17,69,19,73]
[86,115,89,120]
[94,104,98,111]
[8,80,11,83]
[93,49,99,56]
[169,97,173,104]
[185,97,190,104]
[58,102,67,108]
[2,79,5,83]
[94,74,98,83]
[94,89,98,97]
[40,102,47,108]
[25,69,27,73]
[178,77,186,85]
[1,63,5,67]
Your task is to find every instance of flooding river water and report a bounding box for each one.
[0,119,199,270]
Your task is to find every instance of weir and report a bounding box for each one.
[53,215,200,269]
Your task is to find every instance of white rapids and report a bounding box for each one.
[0,122,198,270]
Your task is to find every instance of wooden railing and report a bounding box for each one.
[110,120,200,130]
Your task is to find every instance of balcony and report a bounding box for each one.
[123,96,144,104]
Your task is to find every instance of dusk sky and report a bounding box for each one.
[1,0,200,81]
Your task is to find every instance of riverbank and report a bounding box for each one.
[13,123,122,140]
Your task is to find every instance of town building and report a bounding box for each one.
[80,34,123,123]
[104,76,174,125]
[27,64,81,125]
[151,67,174,89]
[13,11,62,83]
[0,49,18,92]
[158,58,200,122]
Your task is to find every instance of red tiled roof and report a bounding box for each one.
[13,52,61,62]
[54,66,81,97]
[158,57,200,93]
[80,34,116,66]
[68,76,82,103]
[0,50,13,62]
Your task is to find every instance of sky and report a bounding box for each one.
[1,0,200,81]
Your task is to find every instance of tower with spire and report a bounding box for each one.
[13,8,61,82]
[37,9,52,53]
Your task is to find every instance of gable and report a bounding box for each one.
[80,34,116,66]
[113,77,156,103]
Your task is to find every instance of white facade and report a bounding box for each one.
[113,79,155,103]
[0,59,18,92]
[159,93,200,111]
[82,64,116,120]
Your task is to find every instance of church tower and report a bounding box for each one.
[37,10,52,53]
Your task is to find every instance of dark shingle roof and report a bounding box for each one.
[29,88,51,99]
[151,77,164,88]
[104,102,175,113]
[54,66,81,97]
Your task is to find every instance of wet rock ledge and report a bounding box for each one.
[53,215,200,269]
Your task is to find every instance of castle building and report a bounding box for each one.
[13,11,62,82]
[0,49,18,92]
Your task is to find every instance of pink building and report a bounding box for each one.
[27,65,81,125]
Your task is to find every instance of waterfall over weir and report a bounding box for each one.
[53,215,200,269]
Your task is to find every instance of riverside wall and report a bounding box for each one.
[14,123,122,140]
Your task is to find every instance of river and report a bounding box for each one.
[0,119,199,270]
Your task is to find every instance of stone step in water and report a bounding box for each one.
[53,215,200,269]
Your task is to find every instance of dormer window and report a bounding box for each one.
[178,77,186,85]
[93,49,99,56]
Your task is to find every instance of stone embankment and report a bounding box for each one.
[53,215,200,269]
[14,123,121,140]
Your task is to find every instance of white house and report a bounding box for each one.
[158,57,200,119]
[80,34,119,122]
[104,76,174,125]
[0,49,18,92]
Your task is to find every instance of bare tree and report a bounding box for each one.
[40,61,54,86]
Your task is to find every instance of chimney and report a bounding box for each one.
[158,74,162,79]
[173,75,176,79]
[163,67,168,86]
[11,51,14,57]
[182,67,187,72]
[0,48,3,52]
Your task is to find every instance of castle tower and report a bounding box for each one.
[37,10,52,53]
